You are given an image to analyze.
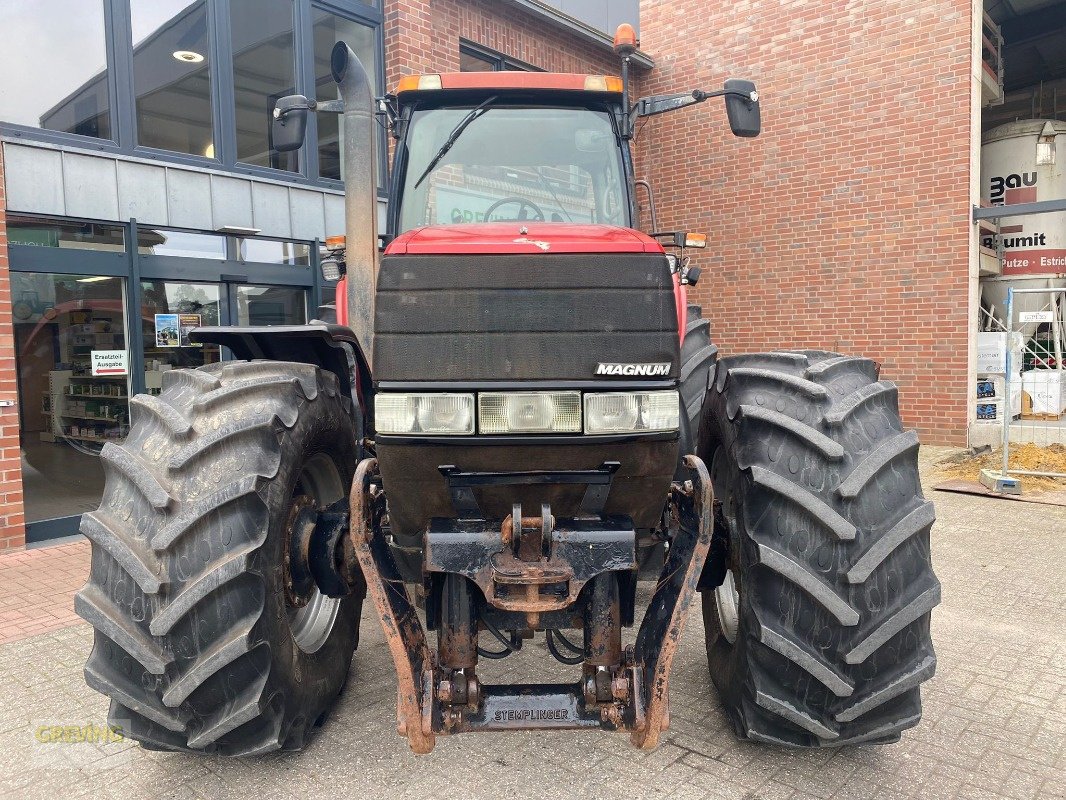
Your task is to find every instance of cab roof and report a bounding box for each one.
[393,72,623,96]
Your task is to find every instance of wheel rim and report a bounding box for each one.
[715,569,740,644]
[709,444,741,645]
[286,453,344,654]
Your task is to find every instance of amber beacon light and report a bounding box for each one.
[613,23,638,56]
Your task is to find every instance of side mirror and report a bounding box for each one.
[723,79,761,138]
[272,95,313,152]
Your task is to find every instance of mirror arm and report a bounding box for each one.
[694,87,760,103]
[630,86,760,128]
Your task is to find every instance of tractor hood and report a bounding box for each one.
[384,223,665,255]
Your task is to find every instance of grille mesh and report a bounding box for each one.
[374,253,679,382]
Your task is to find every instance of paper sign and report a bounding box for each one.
[179,313,202,347]
[1018,310,1054,324]
[155,314,179,347]
[91,350,128,376]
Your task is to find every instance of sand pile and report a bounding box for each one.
[936,443,1066,492]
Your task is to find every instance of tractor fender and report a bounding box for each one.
[190,324,374,428]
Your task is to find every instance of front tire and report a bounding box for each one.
[679,305,717,455]
[76,361,362,755]
[700,351,939,746]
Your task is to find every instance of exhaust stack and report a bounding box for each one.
[331,42,379,367]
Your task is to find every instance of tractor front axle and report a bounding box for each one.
[347,456,712,753]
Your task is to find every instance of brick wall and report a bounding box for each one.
[636,0,974,445]
[0,148,26,550]
[384,0,625,88]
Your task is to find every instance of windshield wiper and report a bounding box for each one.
[412,96,498,189]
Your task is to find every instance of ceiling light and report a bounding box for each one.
[76,276,114,283]
[173,50,205,63]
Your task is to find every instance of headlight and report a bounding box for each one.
[376,393,474,434]
[479,391,581,434]
[584,391,679,434]
[320,256,344,282]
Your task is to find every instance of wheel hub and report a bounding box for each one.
[284,494,319,609]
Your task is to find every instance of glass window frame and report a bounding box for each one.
[0,0,118,142]
[459,40,543,73]
[0,0,385,194]
[6,212,327,543]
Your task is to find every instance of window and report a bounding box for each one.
[0,1,112,139]
[131,0,215,156]
[6,216,126,253]
[238,238,312,266]
[236,285,307,325]
[460,49,496,73]
[398,104,627,233]
[231,0,298,170]
[137,229,227,258]
[313,7,379,182]
[0,1,384,186]
[459,42,539,73]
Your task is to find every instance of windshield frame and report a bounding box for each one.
[386,93,634,238]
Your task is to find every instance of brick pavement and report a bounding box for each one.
[0,541,88,645]
[0,447,1063,799]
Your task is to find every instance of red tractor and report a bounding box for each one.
[77,28,939,756]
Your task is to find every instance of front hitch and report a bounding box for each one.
[348,455,713,753]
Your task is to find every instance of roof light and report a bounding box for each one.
[685,233,708,248]
[613,23,639,56]
[325,235,346,249]
[584,75,623,93]
[396,74,443,93]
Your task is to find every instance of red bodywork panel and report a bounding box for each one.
[375,224,687,346]
[384,223,665,256]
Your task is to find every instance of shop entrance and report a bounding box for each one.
[8,216,317,543]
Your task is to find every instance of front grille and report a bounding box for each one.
[373,253,679,382]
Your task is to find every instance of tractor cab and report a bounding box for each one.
[384,73,635,238]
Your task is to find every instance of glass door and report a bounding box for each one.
[13,273,131,529]
[233,284,308,326]
[140,280,224,394]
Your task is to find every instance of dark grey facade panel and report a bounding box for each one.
[541,0,639,36]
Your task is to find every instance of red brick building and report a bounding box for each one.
[635,0,975,446]
[0,0,1061,549]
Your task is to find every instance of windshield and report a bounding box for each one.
[397,104,628,233]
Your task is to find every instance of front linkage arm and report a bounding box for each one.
[348,455,713,753]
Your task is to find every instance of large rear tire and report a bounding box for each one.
[76,361,362,755]
[699,351,939,746]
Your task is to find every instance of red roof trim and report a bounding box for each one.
[395,72,621,94]
[385,223,664,256]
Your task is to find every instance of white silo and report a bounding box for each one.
[980,120,1066,344]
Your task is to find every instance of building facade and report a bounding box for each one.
[0,0,644,550]
[0,0,1006,550]
[636,0,975,448]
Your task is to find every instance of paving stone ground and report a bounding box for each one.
[0,446,1063,799]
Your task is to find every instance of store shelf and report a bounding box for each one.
[58,413,124,422]
[68,375,127,380]
[59,434,121,444]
